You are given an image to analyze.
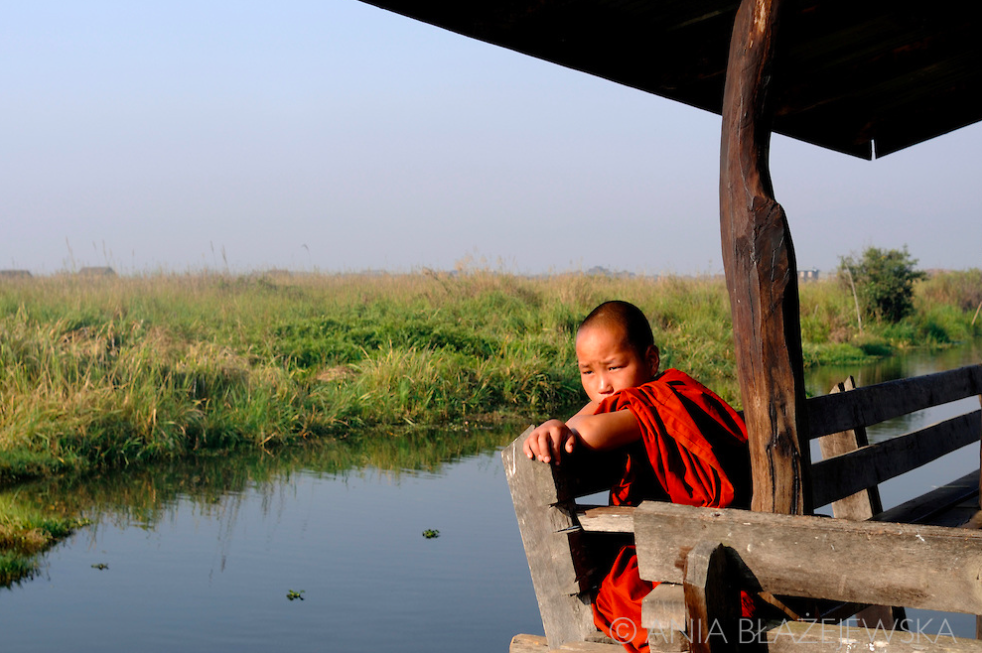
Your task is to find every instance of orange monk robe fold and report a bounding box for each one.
[590,369,753,653]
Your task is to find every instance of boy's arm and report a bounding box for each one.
[523,407,642,464]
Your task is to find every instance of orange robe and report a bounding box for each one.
[590,369,752,653]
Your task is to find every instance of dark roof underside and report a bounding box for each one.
[358,0,982,159]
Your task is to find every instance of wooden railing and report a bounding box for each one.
[504,365,982,652]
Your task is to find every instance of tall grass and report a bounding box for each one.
[1,270,980,487]
[2,269,980,583]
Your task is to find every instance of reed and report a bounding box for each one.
[1,270,979,488]
[1,269,980,583]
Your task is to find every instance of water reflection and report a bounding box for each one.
[9,422,521,531]
[0,423,542,653]
[3,344,981,649]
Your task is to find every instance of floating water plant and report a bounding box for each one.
[422,529,440,539]
[286,589,305,601]
[91,563,108,570]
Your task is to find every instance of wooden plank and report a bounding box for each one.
[817,377,882,519]
[577,505,635,533]
[642,583,686,631]
[875,470,980,525]
[720,0,811,515]
[508,633,625,653]
[502,429,597,648]
[817,378,902,629]
[633,501,982,614]
[807,365,982,439]
[683,542,738,653]
[765,620,982,653]
[812,411,982,507]
[640,584,691,652]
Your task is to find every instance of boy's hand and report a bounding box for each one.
[523,419,577,464]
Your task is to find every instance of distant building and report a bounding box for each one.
[798,268,820,282]
[0,269,32,279]
[78,266,117,277]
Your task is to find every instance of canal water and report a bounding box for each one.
[1,344,980,651]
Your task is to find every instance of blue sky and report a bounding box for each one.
[3,1,980,276]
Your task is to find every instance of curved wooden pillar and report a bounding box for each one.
[719,0,812,514]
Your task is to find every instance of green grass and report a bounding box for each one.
[0,492,85,586]
[1,268,980,583]
[2,270,980,487]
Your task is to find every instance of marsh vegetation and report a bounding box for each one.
[1,268,980,583]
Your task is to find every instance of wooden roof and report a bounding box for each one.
[358,0,982,159]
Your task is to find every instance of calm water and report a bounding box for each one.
[0,445,541,652]
[1,344,980,650]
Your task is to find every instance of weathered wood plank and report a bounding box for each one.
[633,501,982,614]
[817,378,903,629]
[642,582,686,631]
[765,620,982,653]
[720,0,811,515]
[684,542,738,653]
[577,505,635,533]
[812,411,982,507]
[807,365,982,439]
[502,429,597,648]
[509,633,624,653]
[817,377,883,519]
[875,469,980,525]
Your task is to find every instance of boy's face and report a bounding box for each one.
[575,323,659,404]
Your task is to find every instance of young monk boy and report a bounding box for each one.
[523,300,752,653]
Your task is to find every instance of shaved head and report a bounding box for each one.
[578,300,655,357]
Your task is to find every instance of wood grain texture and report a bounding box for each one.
[633,501,982,614]
[577,505,635,533]
[502,429,597,648]
[817,378,903,629]
[807,365,982,439]
[720,0,811,515]
[684,542,738,653]
[765,620,982,653]
[812,411,981,508]
[642,582,686,631]
[508,633,626,652]
[816,377,882,518]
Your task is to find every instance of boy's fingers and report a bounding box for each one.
[537,431,552,463]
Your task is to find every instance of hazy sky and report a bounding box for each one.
[4,1,980,276]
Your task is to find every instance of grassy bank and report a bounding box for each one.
[1,269,980,582]
[0,493,85,586]
[2,270,980,486]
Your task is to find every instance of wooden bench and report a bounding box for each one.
[503,364,982,652]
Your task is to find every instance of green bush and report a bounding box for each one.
[839,246,926,324]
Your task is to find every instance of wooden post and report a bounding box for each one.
[819,377,905,630]
[501,428,598,649]
[719,0,812,514]
[818,378,883,520]
[684,542,739,653]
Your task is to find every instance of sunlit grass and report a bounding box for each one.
[1,269,979,488]
[1,269,980,584]
[0,492,84,586]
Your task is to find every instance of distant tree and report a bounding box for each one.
[839,246,926,323]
